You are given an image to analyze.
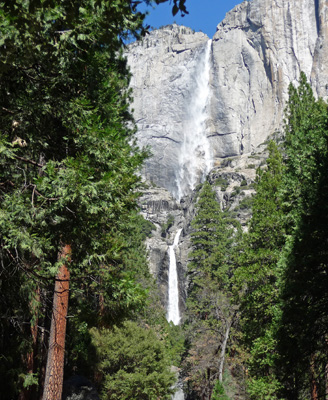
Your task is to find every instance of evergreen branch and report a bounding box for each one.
[2,245,101,284]
[1,106,14,114]
[30,185,59,202]
[14,155,44,168]
[3,247,50,282]
[0,180,15,187]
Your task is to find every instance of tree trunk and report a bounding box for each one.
[42,245,71,400]
[310,353,319,400]
[218,322,231,383]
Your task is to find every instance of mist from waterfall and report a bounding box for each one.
[167,228,182,325]
[176,39,213,200]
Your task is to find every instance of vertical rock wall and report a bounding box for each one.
[130,0,328,317]
[209,0,320,156]
[127,0,328,198]
[127,26,209,196]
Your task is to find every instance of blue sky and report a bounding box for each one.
[138,0,243,38]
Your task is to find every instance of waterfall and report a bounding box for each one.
[167,228,182,325]
[167,228,184,400]
[176,39,213,200]
[172,387,184,400]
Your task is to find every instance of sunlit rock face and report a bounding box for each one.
[127,25,210,198]
[127,0,328,198]
[210,0,323,157]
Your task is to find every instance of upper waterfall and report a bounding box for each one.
[127,1,328,198]
[176,39,213,200]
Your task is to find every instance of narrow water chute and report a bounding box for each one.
[167,228,183,325]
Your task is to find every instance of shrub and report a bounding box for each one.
[91,321,176,400]
[212,380,230,400]
[161,214,174,237]
[215,177,229,191]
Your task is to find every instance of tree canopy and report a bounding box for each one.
[184,182,239,399]
[91,321,176,400]
[0,1,166,398]
[234,73,328,400]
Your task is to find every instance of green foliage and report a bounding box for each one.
[212,380,230,400]
[246,163,256,169]
[0,0,151,396]
[234,141,285,398]
[277,72,328,398]
[215,176,229,191]
[161,214,174,237]
[161,323,186,366]
[184,181,240,398]
[91,321,176,400]
[139,218,156,239]
[236,73,328,399]
[0,261,38,397]
[22,373,39,389]
[230,186,242,197]
[189,181,234,282]
[0,0,148,281]
[234,195,254,211]
[134,278,186,367]
[246,375,281,400]
[282,71,328,229]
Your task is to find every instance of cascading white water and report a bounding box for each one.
[172,387,184,400]
[176,39,213,200]
[167,228,184,399]
[167,228,182,325]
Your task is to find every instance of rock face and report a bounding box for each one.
[138,149,263,318]
[127,0,328,198]
[210,0,321,156]
[128,0,328,321]
[139,186,190,313]
[128,26,210,198]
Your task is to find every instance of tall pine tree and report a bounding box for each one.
[185,181,238,399]
[277,72,328,400]
[0,1,149,398]
[235,141,285,399]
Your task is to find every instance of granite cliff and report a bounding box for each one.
[127,0,328,316]
[127,0,328,198]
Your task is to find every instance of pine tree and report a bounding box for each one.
[234,141,285,399]
[0,1,149,398]
[185,181,239,398]
[277,73,328,400]
[189,181,234,282]
[91,321,176,400]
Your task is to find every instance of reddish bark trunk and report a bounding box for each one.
[42,245,71,400]
[310,354,319,400]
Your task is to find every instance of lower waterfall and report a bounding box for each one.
[166,228,184,400]
[167,228,182,325]
[172,387,184,400]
